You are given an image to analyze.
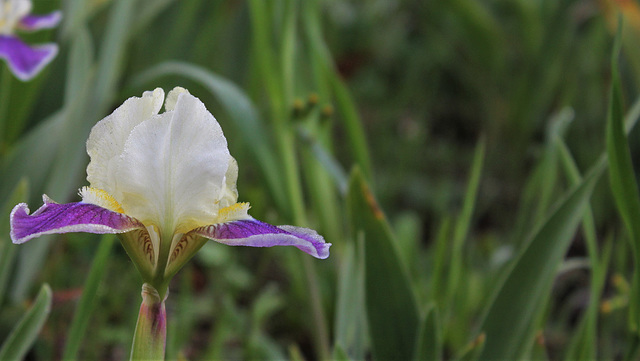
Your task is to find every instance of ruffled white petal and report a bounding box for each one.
[79,186,124,213]
[165,86,189,112]
[217,156,239,209]
[116,91,230,233]
[86,88,164,198]
[0,0,31,34]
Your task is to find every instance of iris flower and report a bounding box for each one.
[0,0,61,81]
[10,87,331,296]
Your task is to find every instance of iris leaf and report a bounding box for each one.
[606,20,640,332]
[348,168,419,360]
[477,158,605,360]
[62,235,115,360]
[0,284,52,361]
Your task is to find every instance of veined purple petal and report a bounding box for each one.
[191,218,331,259]
[10,195,144,244]
[0,35,58,81]
[18,11,63,31]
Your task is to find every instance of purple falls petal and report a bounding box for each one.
[0,35,58,81]
[10,195,144,244]
[18,11,63,31]
[191,218,331,259]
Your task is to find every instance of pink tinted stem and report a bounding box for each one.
[130,283,166,360]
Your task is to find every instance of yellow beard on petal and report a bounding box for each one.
[216,202,251,223]
[79,187,125,213]
[178,202,251,234]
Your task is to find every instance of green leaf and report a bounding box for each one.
[431,217,452,303]
[62,236,115,360]
[348,168,420,361]
[0,178,28,304]
[563,237,612,361]
[413,306,442,361]
[64,26,95,105]
[558,139,611,361]
[0,284,53,360]
[331,76,373,180]
[248,0,284,118]
[606,22,640,332]
[333,344,352,361]
[455,333,486,361]
[477,159,605,360]
[300,0,372,180]
[333,242,367,360]
[92,0,137,113]
[446,136,485,303]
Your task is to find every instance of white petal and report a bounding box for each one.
[86,88,164,198]
[116,92,230,233]
[79,186,124,213]
[0,0,30,34]
[165,86,189,112]
[217,156,239,208]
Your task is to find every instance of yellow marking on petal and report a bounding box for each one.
[79,187,125,213]
[217,202,251,223]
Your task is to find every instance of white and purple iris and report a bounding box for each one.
[0,0,61,81]
[10,87,330,291]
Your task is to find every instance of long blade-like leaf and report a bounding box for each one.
[606,22,640,332]
[0,284,53,360]
[62,236,115,360]
[477,159,605,360]
[348,168,419,360]
[333,242,367,360]
[0,179,28,304]
[413,306,442,361]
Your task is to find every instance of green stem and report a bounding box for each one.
[0,67,12,154]
[130,283,167,361]
[248,2,330,359]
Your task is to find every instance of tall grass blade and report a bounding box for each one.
[455,333,486,361]
[248,0,283,118]
[348,168,419,360]
[446,136,485,303]
[413,306,442,361]
[333,242,367,360]
[0,284,52,360]
[0,179,28,304]
[558,139,609,360]
[477,159,605,360]
[301,0,372,179]
[331,76,373,180]
[297,126,348,195]
[62,236,115,360]
[606,20,640,332]
[92,0,136,113]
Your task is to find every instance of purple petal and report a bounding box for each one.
[0,35,58,81]
[191,218,331,259]
[10,195,144,244]
[18,11,62,31]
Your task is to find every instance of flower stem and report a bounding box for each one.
[0,67,11,154]
[130,283,166,361]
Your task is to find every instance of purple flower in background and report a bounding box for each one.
[0,0,61,81]
[10,87,330,288]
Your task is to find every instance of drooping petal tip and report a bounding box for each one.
[193,218,331,259]
[10,194,144,244]
[0,35,57,81]
[18,11,63,31]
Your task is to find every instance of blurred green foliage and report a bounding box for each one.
[2,0,640,360]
